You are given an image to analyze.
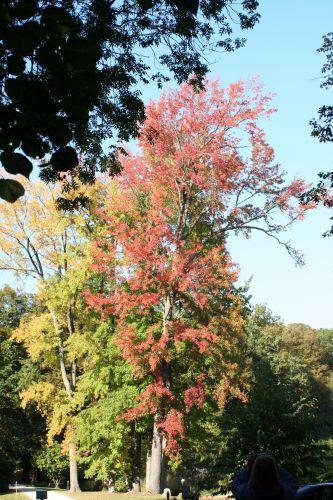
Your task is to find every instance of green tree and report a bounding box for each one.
[231,325,319,479]
[281,323,333,482]
[0,180,102,492]
[0,179,148,491]
[0,285,44,487]
[0,0,260,204]
[73,318,146,490]
[178,306,333,491]
[0,285,34,332]
[32,442,68,488]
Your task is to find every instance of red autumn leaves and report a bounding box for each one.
[86,78,312,456]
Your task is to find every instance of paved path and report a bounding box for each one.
[10,485,74,500]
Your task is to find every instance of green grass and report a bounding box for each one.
[61,494,230,500]
[0,493,27,499]
[62,494,163,500]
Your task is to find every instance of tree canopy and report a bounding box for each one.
[1,68,332,495]
[86,78,312,492]
[179,306,333,492]
[302,32,333,235]
[0,286,45,491]
[0,0,260,205]
[0,179,103,491]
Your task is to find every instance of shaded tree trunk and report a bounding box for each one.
[131,423,141,492]
[145,448,151,492]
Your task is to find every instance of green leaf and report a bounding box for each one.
[41,6,77,35]
[0,179,25,203]
[50,146,79,172]
[7,55,26,75]
[137,0,154,10]
[21,136,50,158]
[5,78,25,102]
[0,66,6,80]
[47,117,72,147]
[0,4,11,24]
[15,0,38,20]
[1,152,33,178]
[6,22,41,55]
[171,0,199,15]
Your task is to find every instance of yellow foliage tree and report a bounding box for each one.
[0,178,100,492]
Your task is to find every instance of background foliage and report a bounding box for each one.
[0,0,260,205]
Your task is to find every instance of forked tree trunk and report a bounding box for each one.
[146,419,167,493]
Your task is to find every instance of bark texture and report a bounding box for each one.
[147,420,167,493]
[69,437,81,492]
[131,425,141,492]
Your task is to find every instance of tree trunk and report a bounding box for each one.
[50,307,80,492]
[131,424,141,492]
[161,435,168,492]
[132,477,141,492]
[147,419,167,494]
[69,435,81,492]
[147,296,171,493]
[145,448,151,492]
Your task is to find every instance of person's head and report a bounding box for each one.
[247,452,262,471]
[249,454,281,491]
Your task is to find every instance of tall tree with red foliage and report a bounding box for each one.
[87,79,312,493]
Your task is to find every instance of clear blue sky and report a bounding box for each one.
[1,0,332,327]
[218,0,333,328]
[139,0,333,328]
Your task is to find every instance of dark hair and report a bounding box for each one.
[247,452,262,471]
[249,454,281,492]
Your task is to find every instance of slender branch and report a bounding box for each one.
[25,238,41,277]
[0,266,37,277]
[67,301,77,389]
[223,224,303,264]
[27,239,44,278]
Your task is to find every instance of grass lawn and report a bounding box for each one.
[0,494,27,499]
[62,494,163,500]
[61,495,229,500]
